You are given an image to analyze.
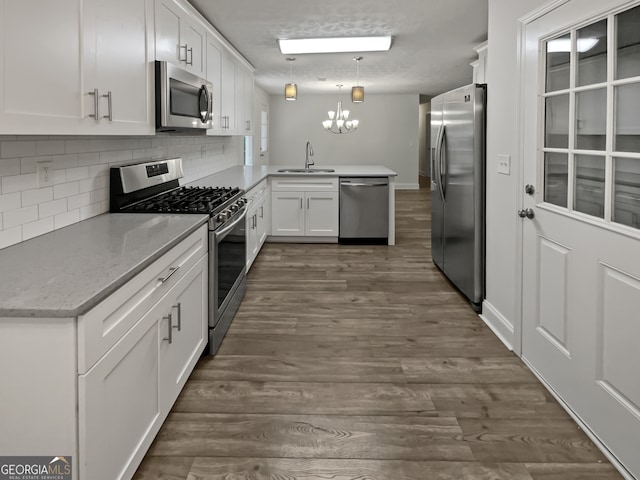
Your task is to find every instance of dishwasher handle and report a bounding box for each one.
[340,181,388,187]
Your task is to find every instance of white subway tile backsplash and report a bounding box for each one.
[54,209,80,229]
[36,140,65,156]
[90,188,108,204]
[0,141,37,159]
[67,192,91,210]
[80,202,107,220]
[66,166,90,182]
[54,182,80,200]
[4,205,38,229]
[2,173,37,194]
[39,198,67,219]
[0,158,20,176]
[23,217,54,241]
[78,152,101,167]
[0,192,21,212]
[21,156,53,174]
[50,154,79,170]
[22,187,54,207]
[99,149,133,165]
[0,226,22,250]
[0,135,242,249]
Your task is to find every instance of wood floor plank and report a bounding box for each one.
[173,380,436,416]
[149,413,474,461]
[188,457,535,480]
[401,357,539,384]
[426,384,569,419]
[189,355,407,383]
[131,456,193,480]
[134,188,624,480]
[524,462,624,480]
[459,418,610,463]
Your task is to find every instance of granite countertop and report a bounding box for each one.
[0,213,208,318]
[190,165,397,191]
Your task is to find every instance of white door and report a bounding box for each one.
[305,192,339,236]
[521,1,640,477]
[271,191,304,235]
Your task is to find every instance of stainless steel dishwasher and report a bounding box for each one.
[339,177,389,244]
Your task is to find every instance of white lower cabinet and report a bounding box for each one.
[158,255,208,413]
[0,225,208,480]
[79,304,162,480]
[80,253,207,480]
[271,177,339,238]
[246,179,270,270]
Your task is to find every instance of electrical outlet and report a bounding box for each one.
[497,154,511,175]
[37,162,53,187]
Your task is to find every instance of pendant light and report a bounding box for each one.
[284,58,297,101]
[351,56,364,103]
[322,85,359,134]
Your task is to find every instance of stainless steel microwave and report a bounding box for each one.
[155,61,213,131]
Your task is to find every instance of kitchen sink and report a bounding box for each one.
[277,168,336,173]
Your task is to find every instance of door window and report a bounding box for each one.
[541,4,640,230]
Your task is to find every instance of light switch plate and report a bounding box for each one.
[497,154,511,175]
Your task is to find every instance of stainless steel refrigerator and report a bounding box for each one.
[430,83,486,312]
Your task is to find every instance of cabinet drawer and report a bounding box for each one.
[245,178,269,208]
[77,225,207,374]
[271,176,338,192]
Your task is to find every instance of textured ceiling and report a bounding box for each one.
[189,0,488,98]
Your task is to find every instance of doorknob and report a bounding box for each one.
[518,208,535,219]
[525,184,535,195]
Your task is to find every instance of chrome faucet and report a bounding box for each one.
[305,141,314,169]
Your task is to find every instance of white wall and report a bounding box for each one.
[0,134,243,249]
[482,0,547,348]
[269,93,419,189]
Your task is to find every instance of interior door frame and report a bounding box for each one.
[514,1,639,478]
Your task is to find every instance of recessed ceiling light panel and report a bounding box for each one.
[278,36,392,54]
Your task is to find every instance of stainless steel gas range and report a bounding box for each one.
[110,157,246,354]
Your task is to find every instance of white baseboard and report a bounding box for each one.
[395,183,419,190]
[522,357,637,480]
[479,300,514,351]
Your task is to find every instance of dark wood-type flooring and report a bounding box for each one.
[134,186,622,480]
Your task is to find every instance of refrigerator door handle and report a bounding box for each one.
[433,124,445,202]
[439,125,447,200]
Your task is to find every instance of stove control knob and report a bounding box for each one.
[230,204,239,212]
[216,211,228,222]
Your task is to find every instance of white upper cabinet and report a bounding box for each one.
[0,0,154,135]
[237,63,254,135]
[155,0,206,78]
[205,30,254,137]
[0,0,83,133]
[83,0,154,134]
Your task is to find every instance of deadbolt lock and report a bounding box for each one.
[525,184,535,195]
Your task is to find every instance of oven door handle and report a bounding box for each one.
[214,208,247,239]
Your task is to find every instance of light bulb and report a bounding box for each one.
[328,110,335,120]
[351,119,359,128]
[343,110,350,120]
[336,119,345,128]
[322,120,332,129]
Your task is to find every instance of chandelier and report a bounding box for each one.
[322,85,359,134]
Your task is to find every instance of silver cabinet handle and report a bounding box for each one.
[259,206,264,218]
[158,266,179,283]
[187,47,193,66]
[163,313,173,344]
[300,198,303,209]
[174,303,182,332]
[179,44,189,63]
[103,91,112,121]
[307,198,310,210]
[88,89,99,120]
[246,120,251,131]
